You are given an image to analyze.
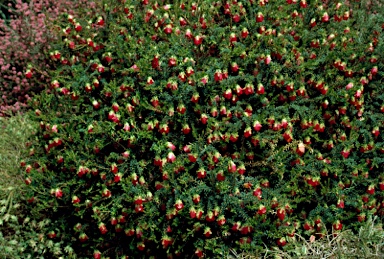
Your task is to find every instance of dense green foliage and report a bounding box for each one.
[22,0,383,257]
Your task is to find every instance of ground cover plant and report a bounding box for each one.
[18,0,384,258]
[1,116,382,259]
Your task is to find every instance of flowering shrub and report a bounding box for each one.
[23,0,383,257]
[0,0,100,116]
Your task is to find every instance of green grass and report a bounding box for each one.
[228,216,384,258]
[0,111,36,214]
[0,112,76,259]
[0,112,36,258]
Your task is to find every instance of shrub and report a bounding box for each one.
[23,0,383,257]
[0,0,100,116]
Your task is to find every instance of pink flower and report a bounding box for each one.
[167,142,176,151]
[345,82,354,90]
[167,152,176,163]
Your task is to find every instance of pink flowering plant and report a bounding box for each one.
[0,0,100,116]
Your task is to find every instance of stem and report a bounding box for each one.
[4,190,14,215]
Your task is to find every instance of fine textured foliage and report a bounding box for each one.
[23,0,383,258]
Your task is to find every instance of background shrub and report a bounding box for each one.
[23,0,383,257]
[0,0,100,116]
